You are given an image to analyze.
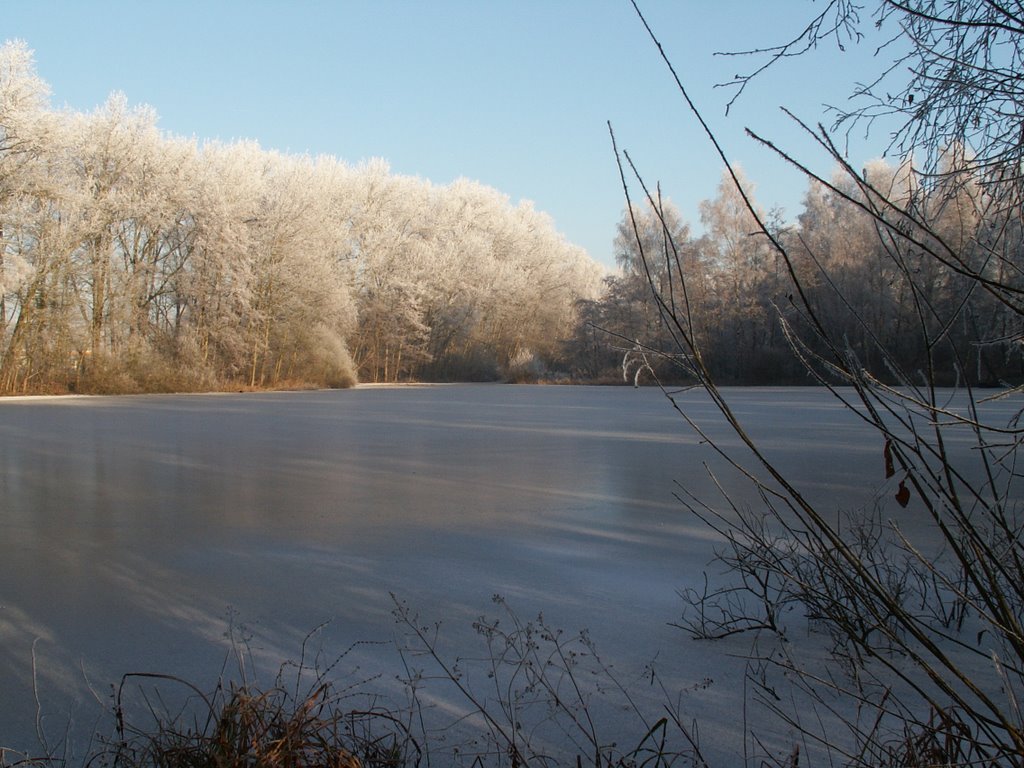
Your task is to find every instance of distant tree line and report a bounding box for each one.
[565,161,1023,387]
[5,37,1017,395]
[0,41,602,394]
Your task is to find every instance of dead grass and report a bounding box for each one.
[90,662,420,768]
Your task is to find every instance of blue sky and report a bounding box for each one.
[5,1,896,268]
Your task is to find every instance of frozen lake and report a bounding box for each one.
[0,384,1015,761]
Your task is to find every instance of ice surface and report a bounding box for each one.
[0,384,1017,763]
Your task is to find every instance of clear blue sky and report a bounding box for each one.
[5,1,895,268]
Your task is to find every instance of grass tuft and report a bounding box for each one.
[97,671,418,768]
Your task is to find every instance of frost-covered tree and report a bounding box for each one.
[0,40,60,389]
[347,163,435,383]
[697,168,777,378]
[0,39,600,392]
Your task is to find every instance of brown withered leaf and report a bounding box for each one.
[895,480,910,508]
[884,438,895,479]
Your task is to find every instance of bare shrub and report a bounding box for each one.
[392,594,711,768]
[611,1,1024,762]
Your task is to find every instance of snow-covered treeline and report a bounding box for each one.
[0,42,603,393]
[568,163,1022,386]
